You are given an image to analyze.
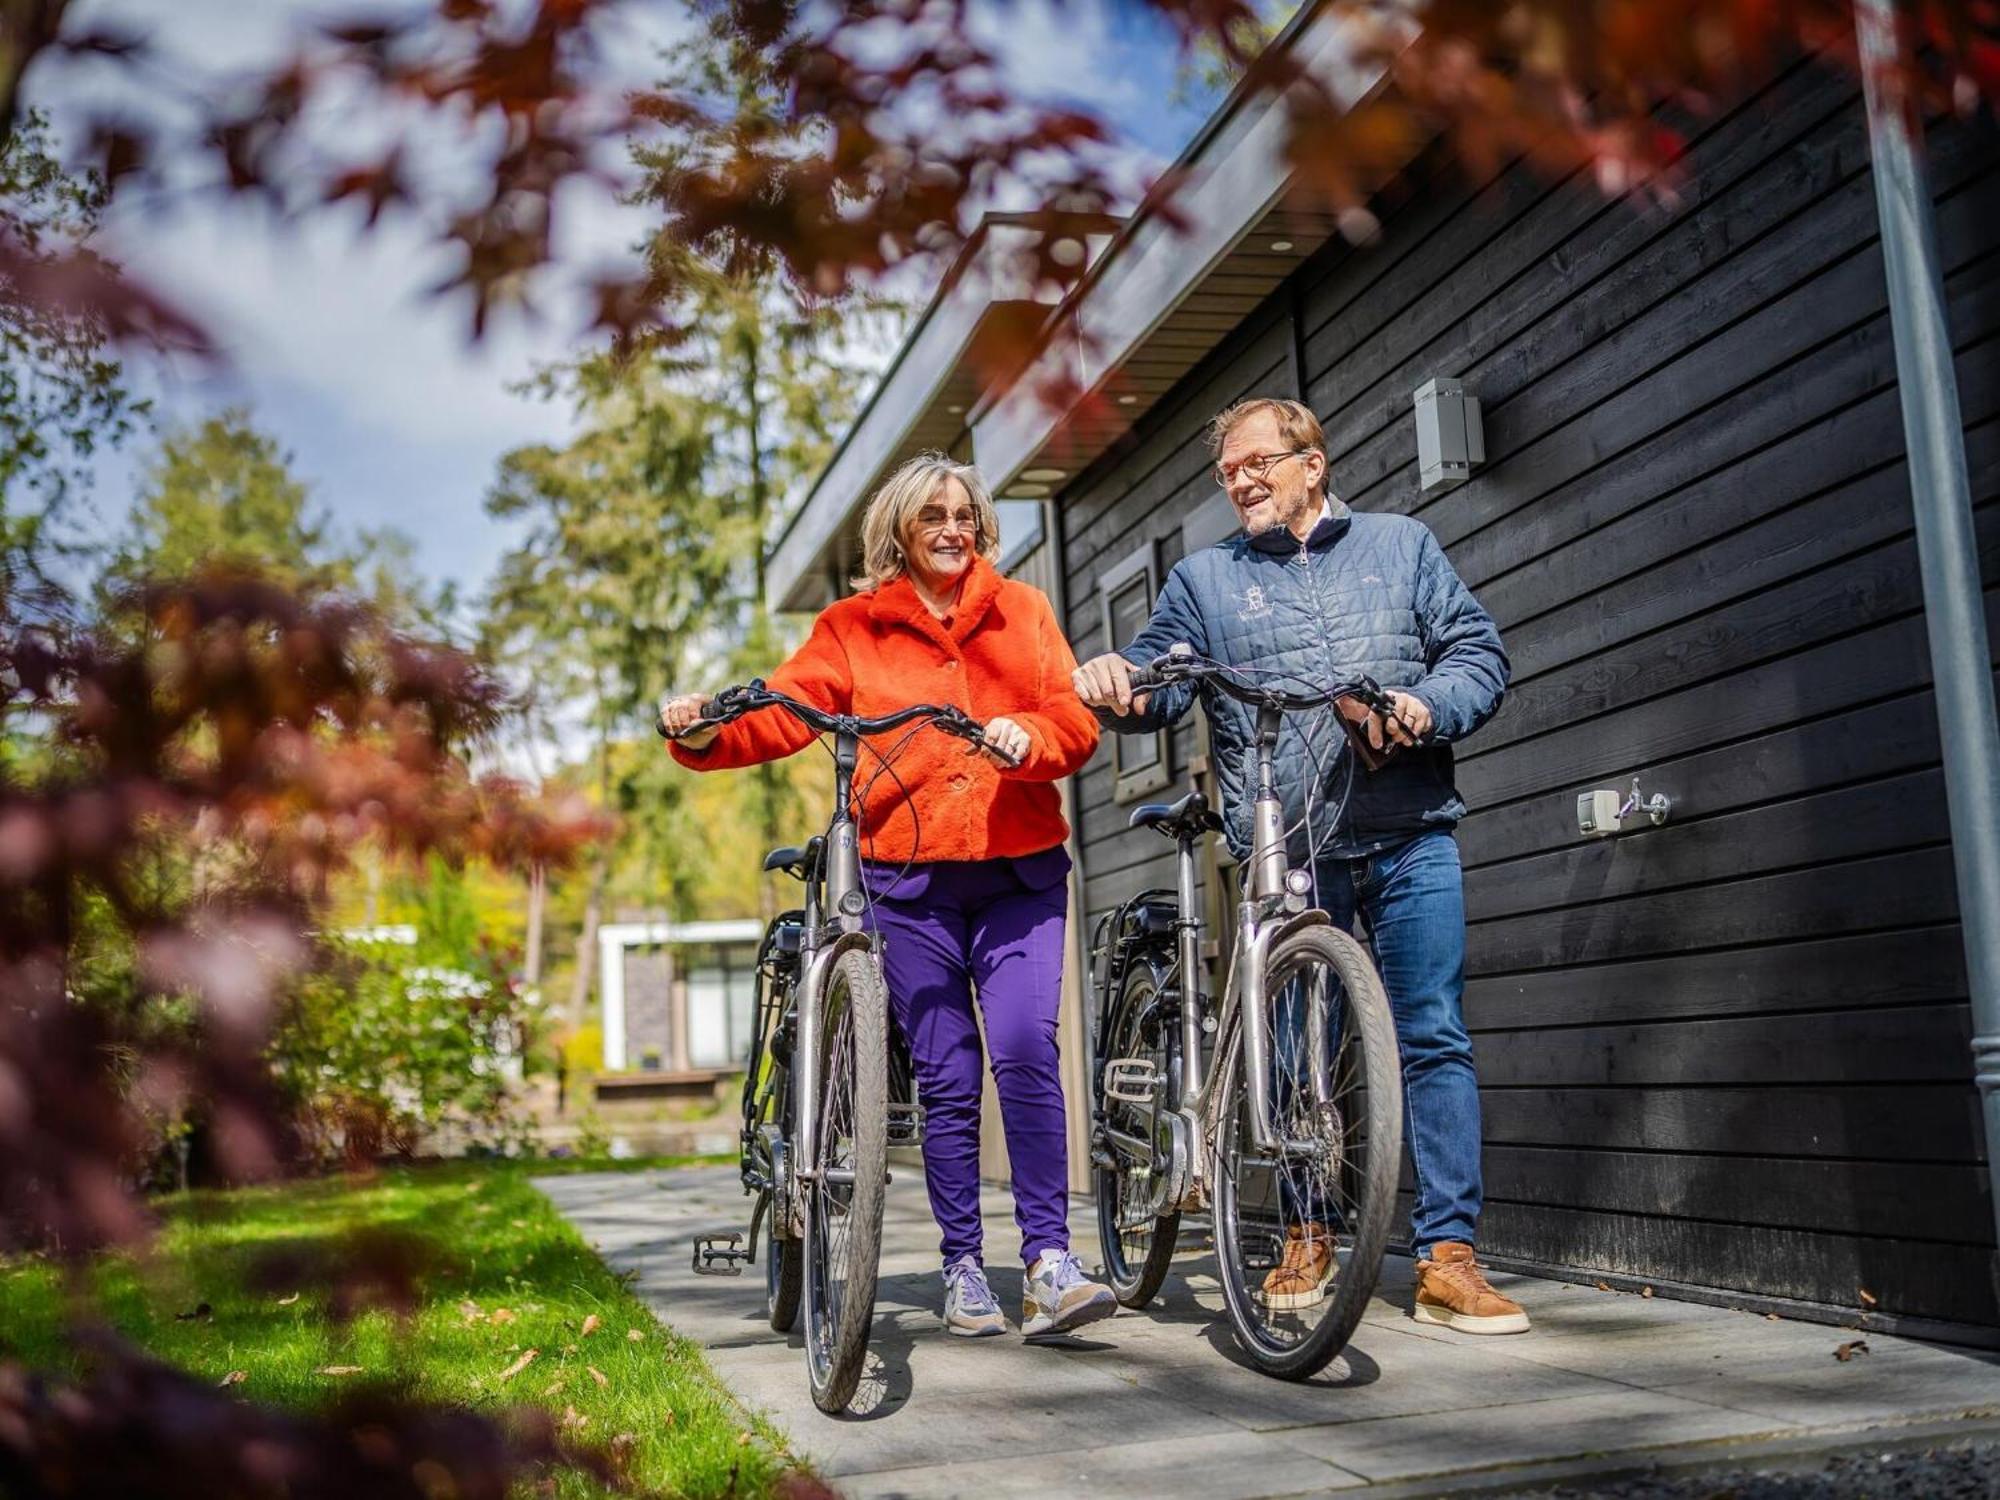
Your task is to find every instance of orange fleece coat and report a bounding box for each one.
[669,558,1097,864]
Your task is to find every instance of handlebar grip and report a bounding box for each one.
[698,697,729,722]
[1127,665,1165,691]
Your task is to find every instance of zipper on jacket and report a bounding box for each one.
[1297,528,1349,856]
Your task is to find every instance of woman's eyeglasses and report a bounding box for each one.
[916,507,980,535]
[1214,449,1308,489]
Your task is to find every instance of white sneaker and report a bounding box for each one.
[942,1254,1007,1337]
[1021,1249,1116,1339]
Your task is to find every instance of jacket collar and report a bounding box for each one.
[1245,494,1353,555]
[866,554,1004,644]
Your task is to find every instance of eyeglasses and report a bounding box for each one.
[1214,449,1309,489]
[916,506,980,535]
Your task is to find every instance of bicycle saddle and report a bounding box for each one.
[1128,790,1224,842]
[762,836,825,880]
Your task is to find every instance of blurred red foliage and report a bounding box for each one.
[7,0,1990,358]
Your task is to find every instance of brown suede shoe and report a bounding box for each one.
[1413,1242,1530,1334]
[1260,1222,1336,1311]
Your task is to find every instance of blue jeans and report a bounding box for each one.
[1276,831,1482,1255]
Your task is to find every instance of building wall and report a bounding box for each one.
[1056,59,2000,1328]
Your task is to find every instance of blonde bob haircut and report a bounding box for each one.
[852,452,1002,592]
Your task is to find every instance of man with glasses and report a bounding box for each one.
[1073,397,1526,1336]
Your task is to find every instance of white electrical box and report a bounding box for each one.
[1415,377,1485,492]
[1577,789,1625,838]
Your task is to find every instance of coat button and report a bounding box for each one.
[950,774,969,791]
[942,659,958,671]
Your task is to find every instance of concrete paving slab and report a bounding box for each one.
[537,1165,2000,1499]
[1270,1387,1782,1482]
[838,1429,1366,1500]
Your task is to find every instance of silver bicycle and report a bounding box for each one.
[1090,645,1405,1380]
[669,681,1012,1412]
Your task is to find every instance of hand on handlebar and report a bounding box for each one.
[977,716,1031,770]
[658,691,719,748]
[1071,652,1153,717]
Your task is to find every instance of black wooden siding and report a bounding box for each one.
[1055,56,2000,1330]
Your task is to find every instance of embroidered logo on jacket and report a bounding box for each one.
[1237,585,1271,621]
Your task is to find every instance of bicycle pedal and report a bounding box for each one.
[1103,1057,1164,1105]
[691,1232,750,1276]
[886,1101,926,1147]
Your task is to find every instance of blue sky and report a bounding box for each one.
[39,1,1225,608]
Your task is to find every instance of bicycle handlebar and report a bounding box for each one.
[658,681,1023,769]
[1127,645,1398,717]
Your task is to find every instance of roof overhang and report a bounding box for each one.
[767,3,1424,613]
[766,216,1118,612]
[969,8,1415,493]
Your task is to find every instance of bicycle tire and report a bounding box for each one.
[1211,924,1402,1381]
[801,947,888,1413]
[1093,963,1181,1308]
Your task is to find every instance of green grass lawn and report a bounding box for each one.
[0,1158,806,1499]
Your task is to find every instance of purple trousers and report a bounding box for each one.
[863,848,1072,1268]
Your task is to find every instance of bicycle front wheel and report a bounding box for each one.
[1212,924,1402,1380]
[800,948,889,1413]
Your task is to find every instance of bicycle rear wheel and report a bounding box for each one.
[800,948,888,1413]
[1093,963,1181,1308]
[1212,924,1402,1380]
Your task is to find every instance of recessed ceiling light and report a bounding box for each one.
[1270,239,1295,252]
[1021,467,1066,482]
[1008,484,1051,498]
[946,404,965,415]
[1117,394,1139,405]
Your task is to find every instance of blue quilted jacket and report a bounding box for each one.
[1109,500,1509,862]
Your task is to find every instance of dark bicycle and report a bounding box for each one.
[1089,644,1406,1380]
[665,681,1011,1413]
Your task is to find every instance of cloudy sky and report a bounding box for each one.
[38,1,1224,607]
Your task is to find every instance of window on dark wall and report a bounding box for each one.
[1099,540,1172,802]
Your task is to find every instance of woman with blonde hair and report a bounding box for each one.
[660,452,1112,1340]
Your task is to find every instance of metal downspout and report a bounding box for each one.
[1856,0,2000,1269]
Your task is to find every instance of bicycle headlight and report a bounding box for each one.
[1285,869,1312,897]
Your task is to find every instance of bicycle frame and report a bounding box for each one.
[785,729,875,1216]
[1104,661,1390,1214]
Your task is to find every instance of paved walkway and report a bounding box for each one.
[536,1166,2000,1498]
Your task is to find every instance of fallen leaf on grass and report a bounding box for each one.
[1834,1339,1871,1362]
[174,1303,213,1322]
[217,1371,246,1388]
[276,1293,300,1307]
[459,1301,483,1323]
[580,1313,601,1337]
[627,1328,645,1342]
[318,1366,364,1377]
[490,1308,518,1325]
[609,1433,638,1473]
[737,1432,752,1448]
[1640,1286,1654,1298]
[544,1377,567,1397]
[497,1349,538,1382]
[560,1404,589,1433]
[1592,1280,1613,1292]
[587,1366,608,1389]
[1859,1286,1879,1309]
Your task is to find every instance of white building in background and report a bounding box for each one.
[596,918,764,1074]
